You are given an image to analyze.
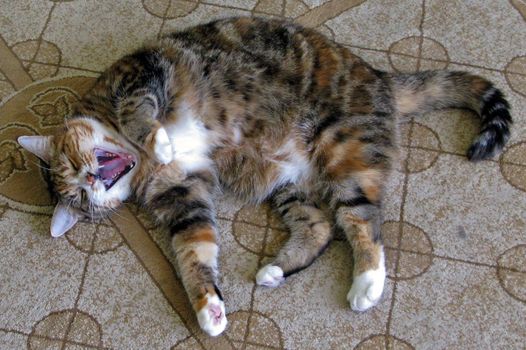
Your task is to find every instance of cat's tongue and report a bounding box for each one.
[94,148,135,189]
[99,156,126,179]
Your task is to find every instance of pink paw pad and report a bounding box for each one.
[208,304,224,325]
[197,293,227,336]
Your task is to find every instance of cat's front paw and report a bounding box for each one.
[347,264,386,312]
[256,264,284,288]
[196,293,227,336]
[153,127,173,164]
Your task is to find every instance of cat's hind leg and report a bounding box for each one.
[256,186,333,287]
[331,170,386,312]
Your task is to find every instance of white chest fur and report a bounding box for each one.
[164,102,212,173]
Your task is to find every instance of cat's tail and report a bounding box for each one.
[392,70,512,161]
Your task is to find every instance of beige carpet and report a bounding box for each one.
[1,1,525,349]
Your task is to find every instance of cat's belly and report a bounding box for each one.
[213,140,311,202]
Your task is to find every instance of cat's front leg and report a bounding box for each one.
[144,124,173,165]
[145,167,226,336]
[173,225,226,336]
[117,93,174,164]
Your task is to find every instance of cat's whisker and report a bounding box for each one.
[96,205,105,218]
[88,203,96,226]
[104,205,129,223]
[28,160,52,171]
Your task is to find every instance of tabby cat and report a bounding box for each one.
[17,17,512,336]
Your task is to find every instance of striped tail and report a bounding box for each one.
[392,70,512,161]
[468,87,511,161]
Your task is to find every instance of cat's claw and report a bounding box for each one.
[196,293,227,336]
[256,264,284,288]
[347,254,386,312]
[153,127,173,164]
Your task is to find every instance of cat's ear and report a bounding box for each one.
[17,135,53,164]
[50,204,80,237]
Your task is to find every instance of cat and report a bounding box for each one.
[17,17,512,336]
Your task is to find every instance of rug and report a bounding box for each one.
[0,0,525,349]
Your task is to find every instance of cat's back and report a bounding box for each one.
[159,16,387,138]
[161,17,374,97]
[165,17,310,62]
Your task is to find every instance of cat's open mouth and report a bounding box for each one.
[94,148,136,190]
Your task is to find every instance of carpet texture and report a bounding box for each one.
[0,1,525,349]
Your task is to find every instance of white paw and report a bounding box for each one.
[256,264,284,288]
[347,250,386,312]
[196,294,227,337]
[154,127,173,164]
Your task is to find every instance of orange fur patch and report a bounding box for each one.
[350,64,376,83]
[66,119,94,135]
[340,214,382,273]
[310,37,338,88]
[471,76,491,95]
[355,169,383,203]
[352,231,381,273]
[195,295,209,311]
[183,228,216,244]
[233,17,253,37]
[103,136,124,148]
[195,285,218,311]
[325,139,367,179]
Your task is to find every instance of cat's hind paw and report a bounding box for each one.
[256,264,284,288]
[153,127,173,164]
[347,263,385,312]
[196,294,227,337]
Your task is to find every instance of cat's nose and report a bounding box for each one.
[86,173,96,186]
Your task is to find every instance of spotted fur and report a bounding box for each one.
[25,17,512,336]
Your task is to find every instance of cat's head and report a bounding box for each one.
[18,118,139,237]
